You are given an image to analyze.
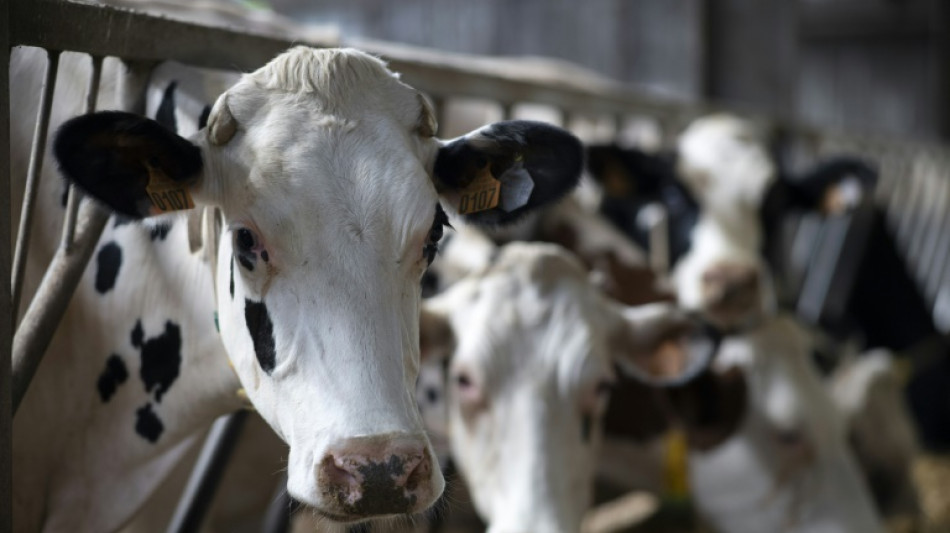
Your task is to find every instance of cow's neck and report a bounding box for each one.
[14,215,245,532]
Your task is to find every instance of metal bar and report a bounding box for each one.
[11,49,60,323]
[165,411,250,533]
[262,475,300,533]
[12,201,110,414]
[1,0,14,526]
[61,55,103,251]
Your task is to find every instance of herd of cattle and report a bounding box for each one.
[9,36,949,533]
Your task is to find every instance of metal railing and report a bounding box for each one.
[4,0,950,531]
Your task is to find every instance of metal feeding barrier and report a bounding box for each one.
[3,1,949,532]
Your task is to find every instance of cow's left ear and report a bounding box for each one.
[609,302,720,386]
[783,157,878,215]
[54,111,206,219]
[432,120,583,225]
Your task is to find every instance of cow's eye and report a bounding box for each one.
[423,204,450,266]
[235,228,256,254]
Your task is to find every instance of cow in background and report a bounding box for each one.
[586,115,897,532]
[418,237,716,533]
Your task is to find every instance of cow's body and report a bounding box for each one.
[13,44,584,531]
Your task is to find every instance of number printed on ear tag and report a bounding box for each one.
[144,161,195,213]
[457,164,501,215]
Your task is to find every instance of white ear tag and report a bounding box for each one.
[498,159,535,212]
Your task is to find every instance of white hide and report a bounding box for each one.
[690,316,884,533]
[423,241,702,533]
[14,46,459,531]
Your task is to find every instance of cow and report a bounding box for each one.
[585,115,895,532]
[417,239,717,533]
[11,46,585,531]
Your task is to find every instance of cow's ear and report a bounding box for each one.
[432,120,583,225]
[586,144,670,200]
[53,111,204,219]
[609,302,720,386]
[783,157,878,215]
[420,305,455,363]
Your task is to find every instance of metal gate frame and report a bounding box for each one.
[5,1,950,531]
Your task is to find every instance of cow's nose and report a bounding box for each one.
[700,263,761,322]
[318,434,437,516]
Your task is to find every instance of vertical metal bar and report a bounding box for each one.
[62,55,102,251]
[500,102,513,121]
[1,0,14,528]
[12,201,110,414]
[11,49,60,323]
[262,476,300,533]
[165,411,249,533]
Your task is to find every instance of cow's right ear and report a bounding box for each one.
[609,302,720,387]
[53,111,204,219]
[432,120,583,226]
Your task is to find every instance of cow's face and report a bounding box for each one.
[421,243,715,532]
[589,115,879,332]
[670,115,778,330]
[53,47,583,522]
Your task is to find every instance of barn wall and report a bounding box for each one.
[269,0,945,139]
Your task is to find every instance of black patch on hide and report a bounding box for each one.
[135,402,164,443]
[95,241,123,294]
[96,354,129,402]
[229,257,235,299]
[244,299,276,373]
[135,320,182,403]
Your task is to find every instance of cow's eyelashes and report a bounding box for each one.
[423,204,451,266]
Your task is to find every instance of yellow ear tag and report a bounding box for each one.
[144,161,195,214]
[662,428,690,501]
[457,164,501,215]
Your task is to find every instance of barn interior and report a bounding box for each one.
[4,1,950,533]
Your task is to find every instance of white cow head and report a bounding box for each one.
[671,114,779,330]
[420,242,716,533]
[52,47,584,522]
[588,114,879,332]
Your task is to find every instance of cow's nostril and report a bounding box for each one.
[317,434,440,517]
[402,453,429,491]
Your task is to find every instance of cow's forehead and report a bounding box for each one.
[445,245,612,387]
[676,114,775,209]
[206,48,441,252]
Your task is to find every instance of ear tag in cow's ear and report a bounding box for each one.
[457,163,501,215]
[498,156,534,212]
[144,160,195,214]
[662,428,690,501]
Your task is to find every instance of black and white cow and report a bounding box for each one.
[12,46,585,531]
[586,114,899,532]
